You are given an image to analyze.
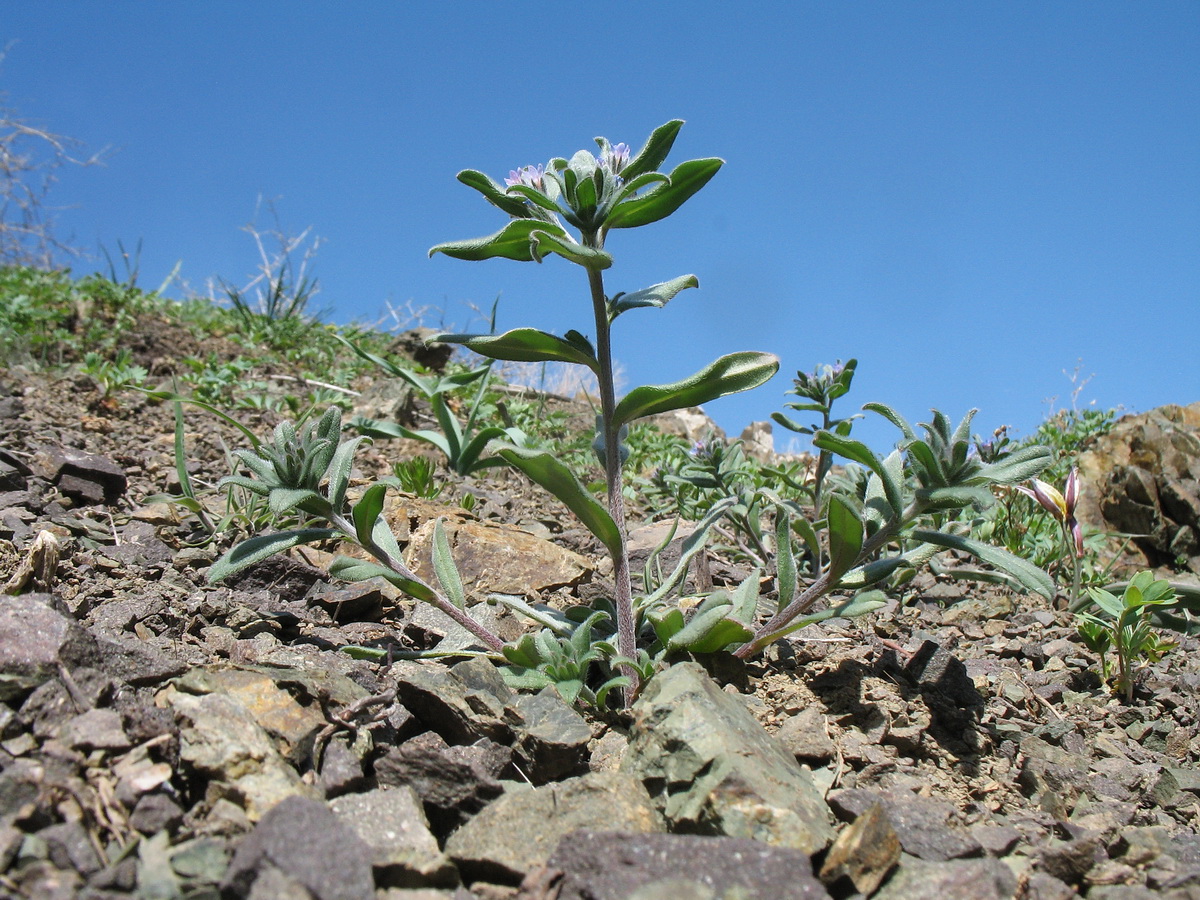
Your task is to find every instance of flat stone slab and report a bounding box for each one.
[444,771,663,884]
[621,662,835,853]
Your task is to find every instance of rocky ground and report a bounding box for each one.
[2,315,1200,900]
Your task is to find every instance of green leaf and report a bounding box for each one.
[456,169,539,218]
[612,351,778,428]
[863,402,917,441]
[643,496,737,605]
[264,487,319,516]
[609,275,699,321]
[209,528,338,583]
[814,432,881,473]
[353,483,388,547]
[980,444,1053,485]
[529,230,612,269]
[432,519,466,609]
[667,597,753,654]
[605,158,724,229]
[912,528,1055,599]
[494,445,622,559]
[827,495,864,583]
[915,485,995,511]
[430,328,599,373]
[775,506,797,609]
[326,436,366,514]
[429,218,568,263]
[329,556,436,602]
[621,119,684,180]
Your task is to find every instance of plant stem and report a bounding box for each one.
[328,511,506,653]
[587,265,636,701]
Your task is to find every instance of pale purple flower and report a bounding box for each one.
[505,164,545,191]
[600,142,631,174]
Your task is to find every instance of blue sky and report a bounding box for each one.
[4,3,1198,453]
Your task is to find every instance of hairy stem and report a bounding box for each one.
[587,264,636,702]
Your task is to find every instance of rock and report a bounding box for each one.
[546,830,830,900]
[738,420,775,462]
[319,735,367,799]
[647,406,724,444]
[444,772,663,885]
[826,789,982,862]
[406,517,591,596]
[512,689,592,784]
[621,662,834,853]
[59,708,130,751]
[873,854,1018,900]
[0,594,94,701]
[309,582,385,624]
[330,787,458,888]
[221,795,375,900]
[161,684,316,821]
[905,640,984,707]
[374,731,507,834]
[777,707,837,762]
[820,802,901,894]
[1076,403,1200,572]
[39,820,102,876]
[393,658,519,745]
[128,792,184,834]
[32,446,127,505]
[173,666,332,764]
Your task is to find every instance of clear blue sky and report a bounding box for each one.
[5,3,1198,453]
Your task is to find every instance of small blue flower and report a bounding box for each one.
[600,142,631,174]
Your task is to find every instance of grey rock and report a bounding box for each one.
[548,830,829,900]
[905,640,984,707]
[444,772,663,885]
[319,735,367,798]
[513,689,592,784]
[777,706,837,762]
[393,658,519,745]
[33,446,127,505]
[0,594,94,701]
[60,707,130,751]
[374,731,506,833]
[874,853,1018,900]
[128,792,184,834]
[309,582,385,624]
[971,823,1022,856]
[331,787,457,888]
[1021,871,1077,900]
[39,820,103,875]
[621,662,834,853]
[221,795,374,900]
[1036,835,1101,884]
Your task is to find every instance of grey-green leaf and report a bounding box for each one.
[429,219,568,263]
[609,275,699,321]
[495,445,622,559]
[209,529,339,583]
[430,328,599,373]
[612,352,778,428]
[912,528,1055,599]
[432,519,466,610]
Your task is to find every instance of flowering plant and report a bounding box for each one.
[430,121,779,700]
[1014,468,1083,603]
